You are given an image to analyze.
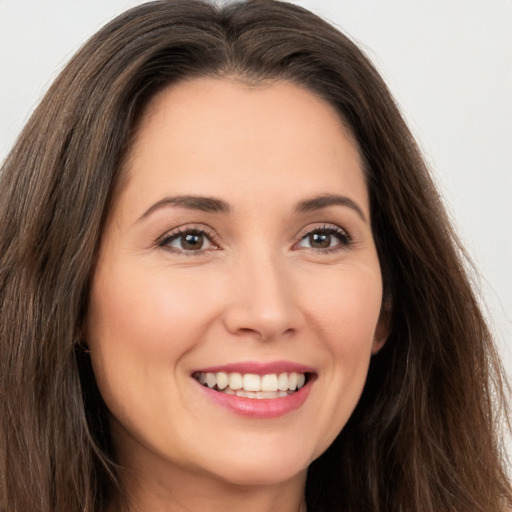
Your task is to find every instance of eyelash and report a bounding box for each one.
[157,225,220,256]
[294,224,352,253]
[157,223,352,255]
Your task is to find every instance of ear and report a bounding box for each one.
[371,298,392,355]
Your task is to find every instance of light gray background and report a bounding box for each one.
[1,0,511,450]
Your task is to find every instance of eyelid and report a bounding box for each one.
[156,224,221,254]
[293,223,352,251]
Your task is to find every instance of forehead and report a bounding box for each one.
[118,77,368,218]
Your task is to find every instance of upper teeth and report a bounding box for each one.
[195,371,306,392]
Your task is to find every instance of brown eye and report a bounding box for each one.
[297,226,351,251]
[159,229,215,252]
[308,232,332,249]
[181,233,205,250]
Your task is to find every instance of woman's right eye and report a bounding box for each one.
[158,228,217,254]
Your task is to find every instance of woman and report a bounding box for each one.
[0,1,510,511]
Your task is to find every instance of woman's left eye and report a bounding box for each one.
[296,226,351,251]
[158,229,216,253]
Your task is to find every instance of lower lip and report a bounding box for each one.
[195,379,313,419]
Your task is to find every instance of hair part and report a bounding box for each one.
[1,1,510,511]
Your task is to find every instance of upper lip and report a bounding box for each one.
[193,360,315,375]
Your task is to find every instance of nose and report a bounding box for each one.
[222,251,303,342]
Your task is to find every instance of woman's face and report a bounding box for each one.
[87,77,387,491]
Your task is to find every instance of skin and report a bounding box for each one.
[87,77,388,512]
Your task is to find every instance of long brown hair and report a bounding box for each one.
[1,1,510,511]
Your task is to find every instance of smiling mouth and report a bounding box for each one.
[192,371,311,399]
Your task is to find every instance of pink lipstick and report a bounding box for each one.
[192,361,316,418]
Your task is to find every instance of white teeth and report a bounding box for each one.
[195,371,308,396]
[229,372,243,390]
[235,390,289,399]
[206,373,216,388]
[243,374,260,392]
[277,372,288,391]
[288,372,298,391]
[216,372,229,390]
[261,373,278,392]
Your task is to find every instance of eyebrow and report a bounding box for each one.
[137,195,231,222]
[296,194,367,222]
[137,193,366,223]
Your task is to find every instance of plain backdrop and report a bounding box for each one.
[1,0,511,450]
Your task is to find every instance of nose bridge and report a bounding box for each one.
[224,243,300,340]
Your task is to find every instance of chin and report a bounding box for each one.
[198,447,311,488]
[215,464,306,488]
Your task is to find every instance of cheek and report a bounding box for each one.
[85,263,223,449]
[88,263,220,355]
[304,264,383,349]
[300,265,382,441]
[86,261,236,425]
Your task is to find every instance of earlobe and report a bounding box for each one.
[371,299,392,354]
